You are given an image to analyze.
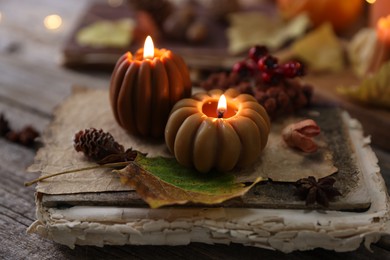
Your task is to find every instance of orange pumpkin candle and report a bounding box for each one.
[110,36,191,138]
[165,88,271,173]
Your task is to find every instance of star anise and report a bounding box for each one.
[295,176,341,207]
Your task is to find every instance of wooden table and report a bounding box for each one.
[1,0,390,258]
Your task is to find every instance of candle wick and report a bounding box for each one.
[217,110,225,118]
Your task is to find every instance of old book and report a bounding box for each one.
[61,3,237,71]
[27,88,390,252]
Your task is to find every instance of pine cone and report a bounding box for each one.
[74,128,124,161]
[18,126,40,146]
[200,72,240,91]
[0,113,11,136]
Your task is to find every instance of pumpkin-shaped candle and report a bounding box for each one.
[110,36,191,138]
[165,88,271,173]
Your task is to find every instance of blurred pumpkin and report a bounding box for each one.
[277,0,363,32]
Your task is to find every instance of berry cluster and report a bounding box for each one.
[200,45,312,119]
[233,45,305,85]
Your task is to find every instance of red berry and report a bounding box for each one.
[281,61,305,78]
[233,61,252,78]
[261,71,282,85]
[258,55,279,71]
[261,72,272,83]
[248,45,269,62]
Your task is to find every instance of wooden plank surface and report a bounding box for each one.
[1,0,390,258]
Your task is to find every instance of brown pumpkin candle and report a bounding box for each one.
[165,88,271,173]
[110,36,191,138]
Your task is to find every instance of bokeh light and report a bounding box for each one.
[43,14,62,30]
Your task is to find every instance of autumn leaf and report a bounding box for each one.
[338,61,390,109]
[115,153,263,208]
[227,12,310,55]
[76,18,135,48]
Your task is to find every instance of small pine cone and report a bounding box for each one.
[277,92,290,109]
[263,98,277,113]
[18,126,39,146]
[286,87,297,99]
[200,72,236,91]
[0,113,11,136]
[228,72,240,85]
[6,131,19,143]
[254,89,267,103]
[236,82,254,95]
[74,128,124,161]
[293,93,309,109]
[266,86,282,98]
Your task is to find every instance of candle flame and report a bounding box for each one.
[217,94,227,118]
[143,35,154,59]
[366,0,376,4]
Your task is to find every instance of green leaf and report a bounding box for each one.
[115,153,263,208]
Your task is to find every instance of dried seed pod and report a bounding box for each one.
[282,119,321,153]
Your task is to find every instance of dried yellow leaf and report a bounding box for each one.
[291,23,344,72]
[338,61,390,109]
[227,12,310,55]
[76,18,135,48]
